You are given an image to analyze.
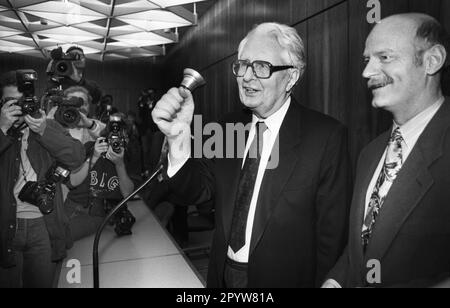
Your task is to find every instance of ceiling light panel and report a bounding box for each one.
[2,34,36,47]
[0,0,208,61]
[36,26,103,43]
[112,31,173,47]
[21,1,105,26]
[0,25,22,38]
[113,0,160,16]
[43,43,100,55]
[150,0,207,8]
[0,39,34,52]
[117,10,191,31]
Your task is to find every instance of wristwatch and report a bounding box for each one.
[88,120,96,130]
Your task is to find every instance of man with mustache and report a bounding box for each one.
[152,23,351,287]
[323,13,450,288]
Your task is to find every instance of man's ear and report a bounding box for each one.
[424,44,447,75]
[286,68,301,92]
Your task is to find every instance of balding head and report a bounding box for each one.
[363,13,448,124]
[370,13,449,67]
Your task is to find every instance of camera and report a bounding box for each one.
[18,165,70,215]
[103,114,127,153]
[55,96,84,128]
[1,70,41,117]
[97,95,115,123]
[43,88,84,127]
[103,200,136,236]
[47,47,81,78]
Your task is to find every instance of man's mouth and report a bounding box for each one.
[368,77,394,91]
[243,86,260,95]
[370,82,390,90]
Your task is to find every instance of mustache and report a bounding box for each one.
[368,76,394,90]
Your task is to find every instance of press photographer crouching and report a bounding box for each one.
[46,86,106,144]
[0,70,85,288]
[65,113,138,241]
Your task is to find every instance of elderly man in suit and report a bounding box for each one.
[152,22,351,288]
[323,13,450,288]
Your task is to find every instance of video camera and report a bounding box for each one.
[102,114,127,154]
[47,47,82,79]
[18,164,70,215]
[1,70,41,118]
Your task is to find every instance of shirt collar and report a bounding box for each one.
[394,96,445,149]
[251,97,291,134]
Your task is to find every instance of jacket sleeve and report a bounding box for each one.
[325,245,350,287]
[0,129,13,156]
[167,158,215,206]
[315,123,352,286]
[35,119,85,170]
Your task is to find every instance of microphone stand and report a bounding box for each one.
[92,164,164,288]
[92,67,206,288]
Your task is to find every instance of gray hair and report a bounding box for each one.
[238,22,306,75]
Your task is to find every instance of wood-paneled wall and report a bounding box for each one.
[162,0,450,169]
[0,53,162,114]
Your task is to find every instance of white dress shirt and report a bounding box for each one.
[168,98,292,263]
[227,98,291,263]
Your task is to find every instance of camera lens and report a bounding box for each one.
[112,141,121,152]
[56,61,69,74]
[62,108,80,125]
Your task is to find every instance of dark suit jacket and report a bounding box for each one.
[328,98,450,288]
[168,100,351,287]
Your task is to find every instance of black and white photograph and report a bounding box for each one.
[0,0,450,294]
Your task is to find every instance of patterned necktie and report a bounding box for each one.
[362,127,404,250]
[229,121,268,253]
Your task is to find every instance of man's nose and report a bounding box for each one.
[362,58,378,79]
[243,65,256,81]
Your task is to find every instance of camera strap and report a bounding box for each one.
[85,150,96,213]
[19,156,28,182]
[18,129,30,182]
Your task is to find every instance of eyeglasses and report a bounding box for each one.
[232,60,295,79]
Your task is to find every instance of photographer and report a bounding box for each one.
[47,46,102,105]
[47,86,106,144]
[65,114,137,241]
[0,71,85,288]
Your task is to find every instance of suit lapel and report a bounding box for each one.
[364,99,450,261]
[348,130,390,278]
[249,102,303,255]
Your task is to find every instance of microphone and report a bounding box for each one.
[92,68,206,288]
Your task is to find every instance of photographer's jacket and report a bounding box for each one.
[0,120,85,268]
